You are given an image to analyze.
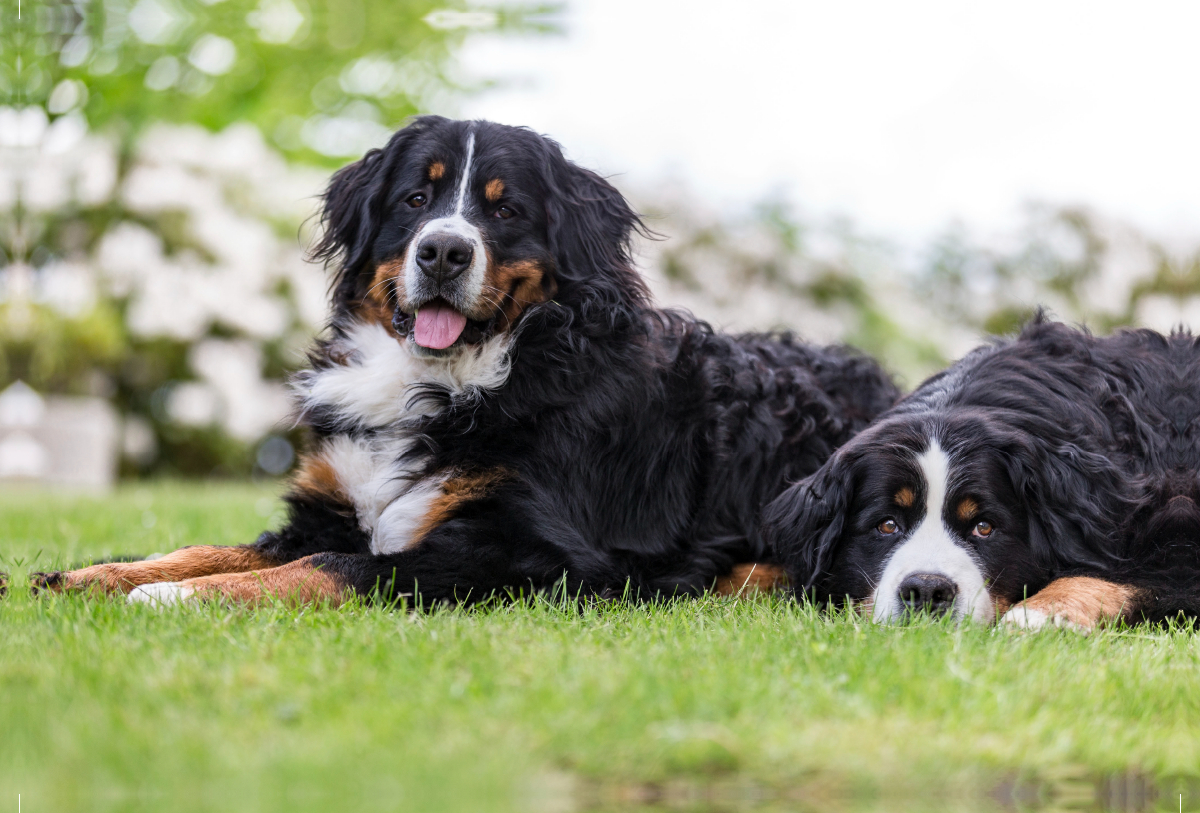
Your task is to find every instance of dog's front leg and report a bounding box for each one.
[1000,576,1142,631]
[31,546,282,596]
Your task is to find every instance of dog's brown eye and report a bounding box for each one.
[495,205,515,219]
[878,518,899,535]
[407,193,427,208]
[973,521,994,538]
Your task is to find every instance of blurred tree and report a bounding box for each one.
[6,0,557,162]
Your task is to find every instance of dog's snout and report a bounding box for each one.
[416,233,473,283]
[897,572,958,617]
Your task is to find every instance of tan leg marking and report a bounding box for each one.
[1001,577,1139,630]
[179,556,352,607]
[713,563,790,596]
[411,469,512,545]
[292,451,352,508]
[33,546,280,596]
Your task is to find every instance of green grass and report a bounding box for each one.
[2,483,1200,812]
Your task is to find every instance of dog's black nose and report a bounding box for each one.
[415,233,473,283]
[897,573,958,617]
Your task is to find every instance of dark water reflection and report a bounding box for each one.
[571,771,1200,812]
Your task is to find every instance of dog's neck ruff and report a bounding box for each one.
[295,319,513,553]
[298,319,512,431]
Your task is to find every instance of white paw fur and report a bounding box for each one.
[1000,605,1086,633]
[128,582,195,607]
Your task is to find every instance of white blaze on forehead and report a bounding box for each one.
[871,439,993,624]
[403,130,487,310]
[453,131,476,216]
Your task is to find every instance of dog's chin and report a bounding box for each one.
[408,342,462,360]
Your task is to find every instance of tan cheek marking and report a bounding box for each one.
[411,469,513,545]
[343,260,404,333]
[1010,577,1140,629]
[956,498,979,522]
[486,258,556,327]
[32,546,281,596]
[712,563,790,596]
[485,178,505,202]
[182,556,352,607]
[429,162,445,181]
[894,488,914,508]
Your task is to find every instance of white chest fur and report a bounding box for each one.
[295,321,512,554]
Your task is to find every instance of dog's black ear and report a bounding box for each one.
[1000,435,1137,570]
[311,147,390,300]
[312,119,436,306]
[538,139,650,307]
[762,455,855,597]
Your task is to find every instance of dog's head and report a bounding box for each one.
[313,116,647,356]
[764,406,1131,624]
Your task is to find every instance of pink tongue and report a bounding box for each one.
[413,302,468,350]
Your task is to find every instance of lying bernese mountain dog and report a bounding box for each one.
[764,316,1200,630]
[33,116,897,606]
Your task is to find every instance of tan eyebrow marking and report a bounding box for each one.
[956,498,979,521]
[894,487,915,508]
[429,162,446,181]
[485,178,505,202]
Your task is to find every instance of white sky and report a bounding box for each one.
[457,0,1200,247]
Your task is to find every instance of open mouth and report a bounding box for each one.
[392,299,497,352]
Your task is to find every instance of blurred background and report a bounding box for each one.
[3,0,1199,488]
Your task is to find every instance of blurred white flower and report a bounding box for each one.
[167,381,221,426]
[36,262,97,318]
[189,339,291,440]
[0,106,48,148]
[145,56,182,91]
[188,34,237,76]
[47,80,88,115]
[248,0,307,44]
[301,114,392,158]
[125,258,214,340]
[97,222,167,295]
[128,0,191,45]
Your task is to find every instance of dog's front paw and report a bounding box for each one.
[128,582,195,607]
[29,571,65,596]
[1000,605,1086,633]
[0,572,8,598]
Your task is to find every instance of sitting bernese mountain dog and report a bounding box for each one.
[763,316,1200,630]
[33,116,897,606]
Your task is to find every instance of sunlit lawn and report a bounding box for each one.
[2,483,1199,813]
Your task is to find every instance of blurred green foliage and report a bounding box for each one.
[6,0,557,162]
